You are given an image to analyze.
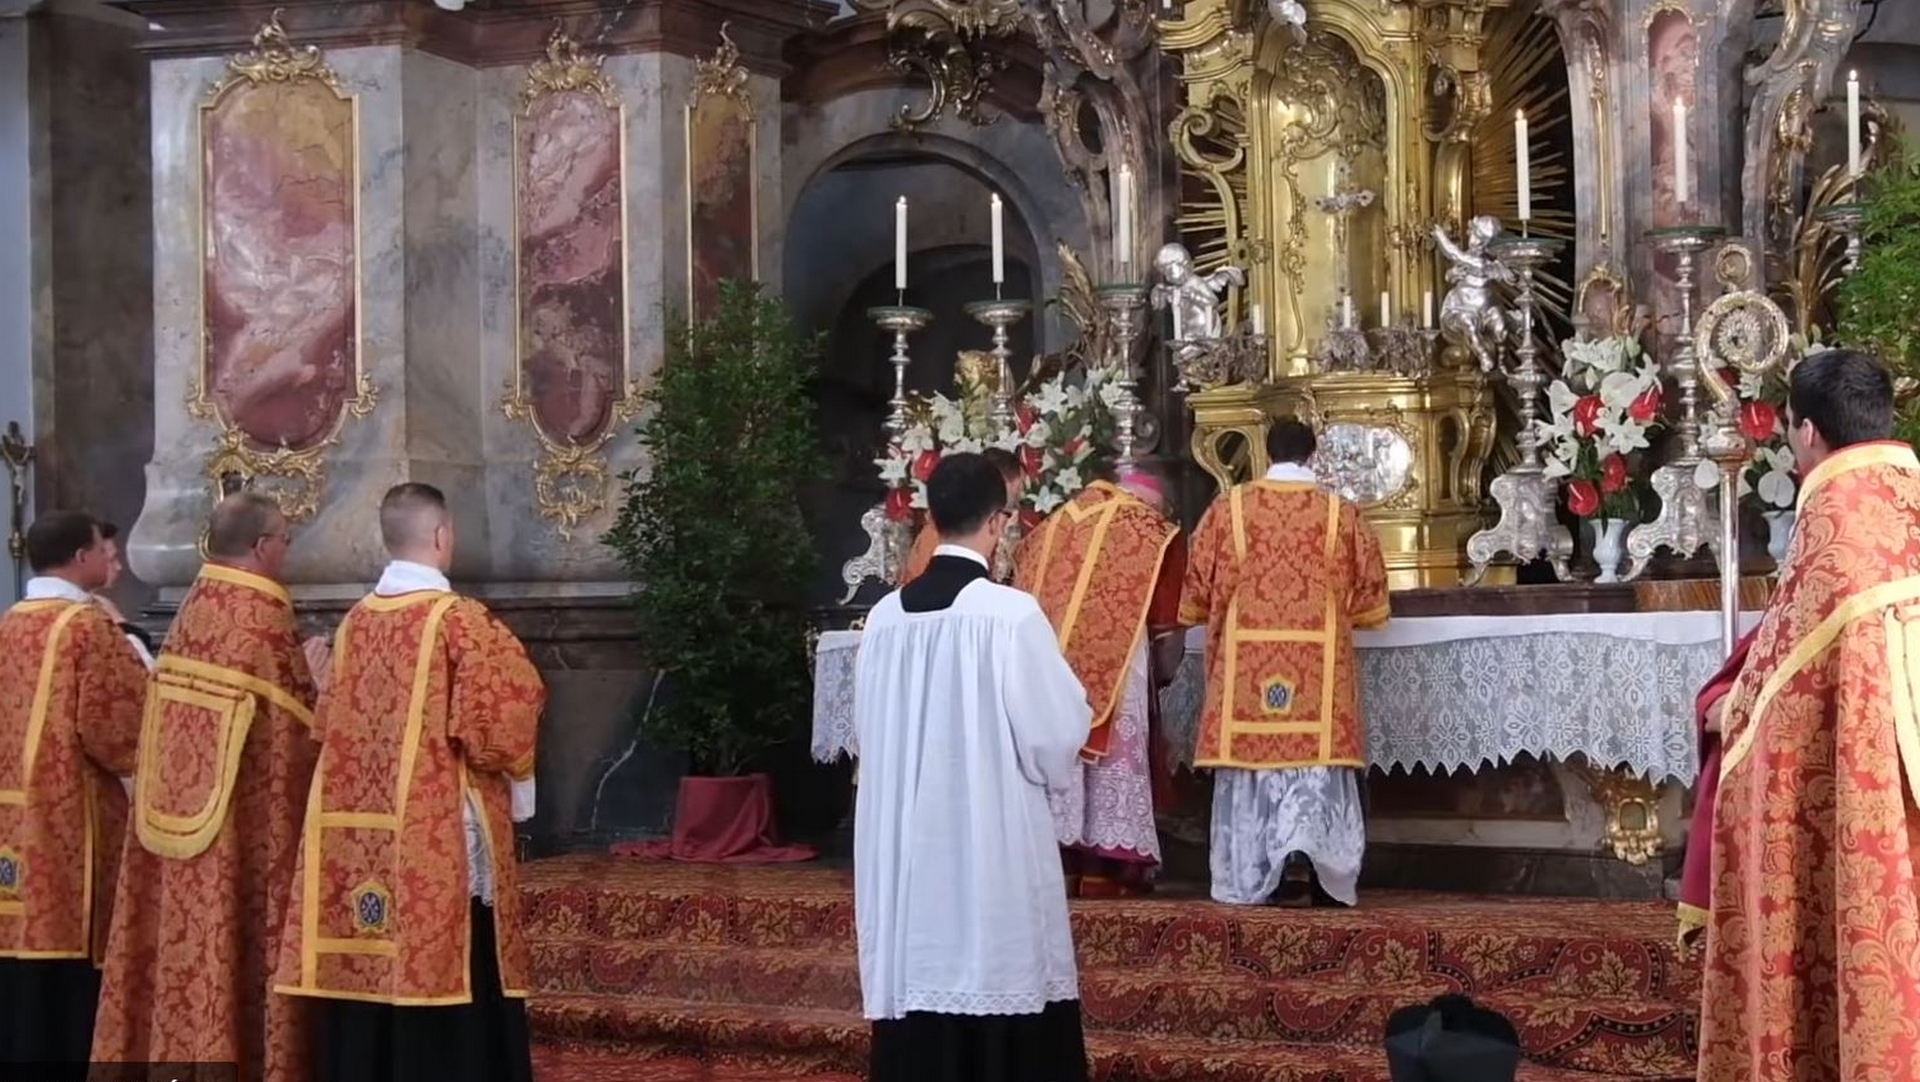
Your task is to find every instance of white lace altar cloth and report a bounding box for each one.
[812,610,1760,786]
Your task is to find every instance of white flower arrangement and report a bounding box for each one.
[876,365,1119,520]
[1692,334,1820,510]
[1535,335,1662,519]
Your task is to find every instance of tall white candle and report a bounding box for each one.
[990,193,1005,284]
[1342,294,1354,330]
[1672,99,1690,206]
[894,197,908,292]
[1422,290,1434,329]
[1847,70,1862,178]
[1251,304,1265,336]
[1514,109,1532,222]
[1379,292,1391,328]
[1116,167,1134,269]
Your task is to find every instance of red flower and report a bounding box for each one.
[1628,385,1662,424]
[1572,395,1605,437]
[1015,401,1037,434]
[1599,454,1628,494]
[1018,443,1043,477]
[1738,400,1779,442]
[1567,479,1601,517]
[884,486,913,523]
[1063,437,1086,457]
[912,449,941,482]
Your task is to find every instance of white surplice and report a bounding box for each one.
[852,548,1093,1021]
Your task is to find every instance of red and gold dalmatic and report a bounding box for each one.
[273,590,544,1005]
[1699,441,1920,1082]
[0,597,147,963]
[92,564,321,1082]
[1177,480,1389,769]
[1013,481,1182,758]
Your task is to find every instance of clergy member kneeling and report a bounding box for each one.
[853,452,1094,1082]
[274,483,547,1082]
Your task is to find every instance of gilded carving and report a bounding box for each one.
[505,27,642,538]
[194,10,373,521]
[1567,758,1666,866]
[686,25,758,320]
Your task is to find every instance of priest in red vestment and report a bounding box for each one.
[901,447,1024,586]
[273,483,547,1082]
[1698,349,1920,1082]
[1013,463,1183,895]
[1676,626,1756,948]
[93,492,323,1082]
[0,510,150,1064]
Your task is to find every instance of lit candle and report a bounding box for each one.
[1342,294,1354,330]
[1251,304,1265,337]
[1514,109,1532,222]
[1116,166,1134,269]
[895,197,908,292]
[990,193,1005,285]
[1379,291,1391,328]
[1672,99,1690,207]
[1847,70,1862,178]
[1422,290,1434,329]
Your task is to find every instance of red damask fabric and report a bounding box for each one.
[1177,481,1389,770]
[273,590,545,1005]
[92,564,321,1082]
[0,598,147,962]
[899,521,938,588]
[1013,482,1181,759]
[1699,441,1920,1082]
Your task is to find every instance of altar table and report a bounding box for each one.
[810,610,1762,786]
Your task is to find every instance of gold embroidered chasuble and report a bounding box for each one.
[0,595,148,962]
[273,589,545,1006]
[1698,441,1920,1082]
[1177,481,1389,770]
[92,563,321,1082]
[1012,482,1182,759]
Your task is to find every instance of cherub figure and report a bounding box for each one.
[1433,216,1515,372]
[1151,243,1245,358]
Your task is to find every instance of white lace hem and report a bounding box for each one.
[886,978,1082,1019]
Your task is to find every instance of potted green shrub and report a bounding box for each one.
[1838,143,1920,444]
[606,280,823,861]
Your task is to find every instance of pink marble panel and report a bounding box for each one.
[202,80,356,452]
[519,90,624,446]
[687,100,754,321]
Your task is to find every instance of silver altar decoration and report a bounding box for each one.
[1816,201,1866,276]
[872,304,933,433]
[1623,226,1727,582]
[1315,422,1415,506]
[1693,261,1794,656]
[1464,233,1573,584]
[1098,283,1151,461]
[1151,242,1245,360]
[963,297,1032,433]
[837,304,933,603]
[1171,323,1268,392]
[1315,315,1373,372]
[1433,217,1515,373]
[1364,321,1441,376]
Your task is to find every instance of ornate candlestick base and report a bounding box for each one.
[1625,225,1725,580]
[1465,233,1570,583]
[1816,202,1866,276]
[838,502,911,604]
[869,304,933,437]
[1097,283,1151,461]
[963,298,1033,434]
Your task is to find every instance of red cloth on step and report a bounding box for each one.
[611,774,815,863]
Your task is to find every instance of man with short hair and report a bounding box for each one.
[1014,461,1184,895]
[1697,349,1920,1082]
[92,522,155,664]
[94,491,324,1082]
[0,510,150,1064]
[1180,418,1389,907]
[901,446,1025,585]
[275,483,546,1082]
[854,453,1092,1082]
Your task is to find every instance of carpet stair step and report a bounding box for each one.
[523,893,1696,1003]
[528,997,1687,1082]
[530,941,1693,1078]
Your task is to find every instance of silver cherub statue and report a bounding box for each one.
[1432,216,1515,372]
[1151,243,1245,356]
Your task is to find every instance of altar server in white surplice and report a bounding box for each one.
[852,452,1094,1082]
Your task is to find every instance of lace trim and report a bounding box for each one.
[897,978,1081,1017]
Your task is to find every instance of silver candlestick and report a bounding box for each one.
[1464,233,1572,584]
[1816,202,1866,276]
[869,304,933,436]
[1623,225,1726,581]
[964,298,1033,434]
[1098,283,1150,461]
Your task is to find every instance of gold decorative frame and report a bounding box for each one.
[504,27,642,539]
[193,11,375,522]
[684,24,760,318]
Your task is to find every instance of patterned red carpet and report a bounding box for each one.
[522,856,1699,1082]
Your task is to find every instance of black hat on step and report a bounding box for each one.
[1383,994,1523,1082]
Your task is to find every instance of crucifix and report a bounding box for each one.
[2,422,34,596]
[1315,157,1376,319]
